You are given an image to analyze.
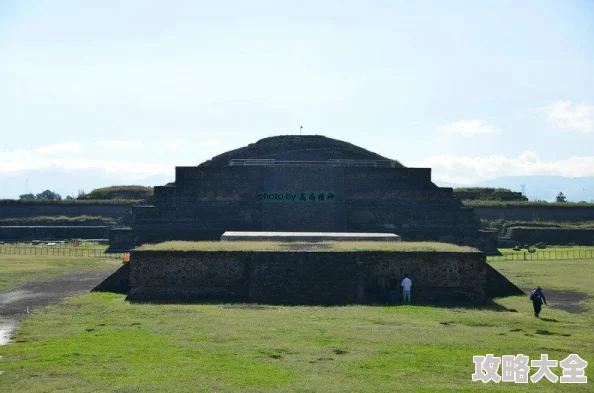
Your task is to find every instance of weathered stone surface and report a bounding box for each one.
[0,226,109,241]
[0,203,130,219]
[473,206,594,221]
[508,227,594,245]
[484,264,524,298]
[120,136,488,249]
[128,250,490,305]
[92,263,130,294]
[199,135,402,167]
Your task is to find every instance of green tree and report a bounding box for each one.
[19,193,35,200]
[555,192,567,203]
[35,189,62,200]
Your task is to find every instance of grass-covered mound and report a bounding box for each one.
[454,187,528,201]
[199,135,404,167]
[79,185,153,200]
[136,241,478,252]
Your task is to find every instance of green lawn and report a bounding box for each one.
[0,255,121,292]
[137,240,477,252]
[487,246,594,263]
[499,246,594,253]
[490,258,594,298]
[0,258,592,392]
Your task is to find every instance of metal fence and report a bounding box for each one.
[488,249,594,261]
[0,246,124,259]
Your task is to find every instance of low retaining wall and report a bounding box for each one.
[0,226,110,241]
[473,206,594,222]
[0,202,132,219]
[128,250,490,305]
[509,228,594,245]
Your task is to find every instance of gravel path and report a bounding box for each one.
[0,268,117,345]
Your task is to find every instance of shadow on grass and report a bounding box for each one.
[125,295,520,312]
[374,299,517,312]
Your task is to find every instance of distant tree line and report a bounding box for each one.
[19,189,65,201]
[18,185,153,201]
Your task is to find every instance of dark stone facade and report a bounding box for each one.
[117,136,488,248]
[0,225,109,241]
[0,202,130,241]
[473,206,594,221]
[508,227,594,245]
[128,165,482,246]
[0,202,131,219]
[128,250,500,305]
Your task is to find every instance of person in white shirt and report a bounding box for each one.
[401,274,412,303]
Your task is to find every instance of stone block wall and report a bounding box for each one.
[0,203,132,219]
[508,227,594,245]
[0,225,110,241]
[128,165,483,249]
[473,206,594,222]
[130,251,248,301]
[128,250,488,305]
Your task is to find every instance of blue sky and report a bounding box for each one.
[1,0,593,190]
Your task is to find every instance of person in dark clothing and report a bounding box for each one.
[530,286,547,317]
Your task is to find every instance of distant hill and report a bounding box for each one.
[435,176,594,202]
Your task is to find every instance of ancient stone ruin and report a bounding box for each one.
[111,135,493,250]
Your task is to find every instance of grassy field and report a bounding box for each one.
[490,259,594,296]
[0,256,592,392]
[499,246,594,252]
[0,255,121,292]
[137,241,478,252]
[488,246,594,262]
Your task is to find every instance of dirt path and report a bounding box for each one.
[0,268,117,345]
[523,288,589,314]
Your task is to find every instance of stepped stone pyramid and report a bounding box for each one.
[110,135,495,251]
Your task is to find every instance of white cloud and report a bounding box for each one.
[35,141,82,155]
[411,151,594,184]
[0,147,172,178]
[439,120,498,137]
[96,140,145,148]
[537,100,594,133]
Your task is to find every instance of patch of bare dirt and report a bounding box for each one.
[523,288,588,314]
